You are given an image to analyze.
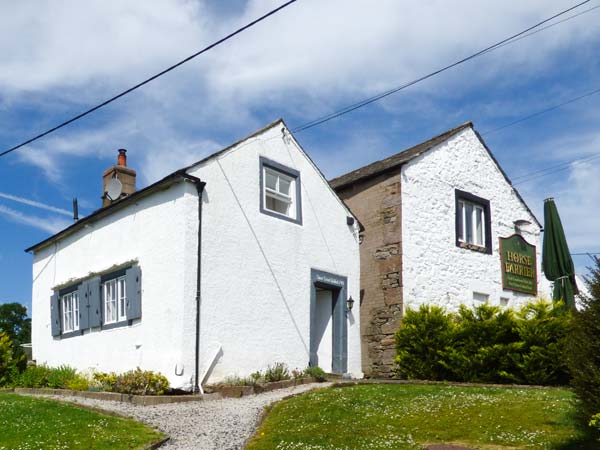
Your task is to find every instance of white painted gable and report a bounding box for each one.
[401,127,548,311]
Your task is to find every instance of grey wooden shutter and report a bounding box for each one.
[125,265,142,320]
[87,276,102,327]
[78,281,90,330]
[50,292,61,337]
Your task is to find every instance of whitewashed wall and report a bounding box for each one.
[401,128,546,312]
[31,182,199,389]
[187,121,362,382]
[31,120,362,389]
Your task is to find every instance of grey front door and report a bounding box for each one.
[310,269,348,374]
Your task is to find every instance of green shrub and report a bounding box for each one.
[395,300,571,385]
[113,368,169,395]
[92,371,118,391]
[46,365,77,389]
[304,366,327,382]
[394,305,454,380]
[515,301,570,385]
[0,332,24,386]
[264,362,290,382]
[16,365,52,388]
[65,374,90,391]
[568,257,600,417]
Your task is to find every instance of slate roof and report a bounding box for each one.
[329,122,473,190]
[329,122,541,228]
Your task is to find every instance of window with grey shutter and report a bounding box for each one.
[125,265,142,320]
[77,281,90,330]
[50,292,61,337]
[87,276,102,328]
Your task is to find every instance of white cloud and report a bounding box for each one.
[0,204,71,234]
[0,192,72,216]
[3,0,600,187]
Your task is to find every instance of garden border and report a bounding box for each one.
[11,387,211,405]
[207,377,321,398]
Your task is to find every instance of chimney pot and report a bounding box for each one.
[118,149,127,166]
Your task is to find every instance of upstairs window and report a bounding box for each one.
[260,157,302,225]
[61,291,79,333]
[103,275,127,325]
[458,200,485,246]
[455,189,491,254]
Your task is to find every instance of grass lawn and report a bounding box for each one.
[247,384,597,450]
[0,392,165,450]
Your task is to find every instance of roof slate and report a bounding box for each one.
[329,122,473,190]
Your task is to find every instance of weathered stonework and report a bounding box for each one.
[336,173,403,377]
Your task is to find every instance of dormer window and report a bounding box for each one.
[260,157,302,225]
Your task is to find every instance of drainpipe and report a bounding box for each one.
[180,173,205,393]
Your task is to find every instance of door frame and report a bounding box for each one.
[309,269,348,374]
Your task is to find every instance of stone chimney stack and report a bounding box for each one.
[102,149,136,207]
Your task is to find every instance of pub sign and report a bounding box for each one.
[500,234,537,296]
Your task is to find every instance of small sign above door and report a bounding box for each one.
[500,234,537,296]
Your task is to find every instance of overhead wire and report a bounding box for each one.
[0,0,299,158]
[290,0,593,133]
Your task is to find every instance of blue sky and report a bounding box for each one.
[1,0,599,313]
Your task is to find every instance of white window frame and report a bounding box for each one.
[263,166,295,219]
[61,291,79,333]
[103,275,127,325]
[458,199,486,247]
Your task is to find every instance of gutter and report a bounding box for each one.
[180,173,206,394]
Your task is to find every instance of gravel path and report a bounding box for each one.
[25,382,331,450]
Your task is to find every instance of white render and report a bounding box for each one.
[401,127,548,311]
[30,120,362,389]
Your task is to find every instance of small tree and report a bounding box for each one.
[0,302,31,347]
[0,332,24,386]
[567,257,600,417]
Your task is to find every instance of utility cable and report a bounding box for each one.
[482,86,600,136]
[291,0,593,133]
[0,0,299,158]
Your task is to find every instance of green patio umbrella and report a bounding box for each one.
[542,197,578,308]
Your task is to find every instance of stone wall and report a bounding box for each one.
[336,172,403,377]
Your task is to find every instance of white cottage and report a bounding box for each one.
[28,119,362,391]
[331,122,546,377]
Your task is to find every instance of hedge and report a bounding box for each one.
[395,300,570,385]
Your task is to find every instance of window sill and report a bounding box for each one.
[457,241,491,254]
[58,330,83,340]
[101,320,132,331]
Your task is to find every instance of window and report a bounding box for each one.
[264,167,293,216]
[61,291,79,333]
[455,189,491,253]
[473,292,489,303]
[260,157,302,224]
[103,276,127,325]
[458,200,485,246]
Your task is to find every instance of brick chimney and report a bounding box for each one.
[102,149,136,207]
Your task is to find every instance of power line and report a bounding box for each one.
[0,0,299,158]
[291,0,593,133]
[482,87,600,137]
[479,3,600,56]
[512,152,600,185]
[571,252,600,255]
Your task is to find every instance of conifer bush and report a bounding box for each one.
[395,300,570,385]
[567,257,600,418]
